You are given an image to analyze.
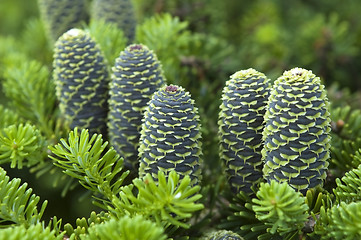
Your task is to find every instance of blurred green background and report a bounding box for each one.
[2,0,361,225]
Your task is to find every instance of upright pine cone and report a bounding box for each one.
[203,230,244,240]
[37,0,87,42]
[138,85,202,185]
[91,0,136,43]
[218,69,271,194]
[108,44,165,170]
[262,67,331,194]
[53,28,109,135]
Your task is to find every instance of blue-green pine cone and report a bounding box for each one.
[218,69,271,194]
[37,0,87,42]
[138,85,202,185]
[204,230,244,240]
[108,44,165,170]
[91,0,136,43]
[262,67,331,194]
[53,28,109,135]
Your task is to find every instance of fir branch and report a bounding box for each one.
[0,223,63,240]
[63,211,110,239]
[136,13,193,84]
[82,215,167,240]
[333,163,361,203]
[0,123,46,169]
[85,19,127,65]
[113,171,204,232]
[0,105,22,129]
[49,128,129,208]
[91,0,136,44]
[2,59,57,139]
[0,167,48,228]
[318,201,361,239]
[252,180,309,236]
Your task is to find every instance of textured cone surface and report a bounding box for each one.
[205,230,244,240]
[138,85,202,185]
[91,0,136,43]
[218,69,270,194]
[38,0,87,42]
[108,44,165,170]
[262,67,331,194]
[53,28,109,135]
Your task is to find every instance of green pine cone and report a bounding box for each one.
[203,230,244,240]
[218,69,271,194]
[91,0,136,43]
[262,67,331,194]
[53,28,109,135]
[138,85,202,185]
[37,0,87,42]
[108,44,165,170]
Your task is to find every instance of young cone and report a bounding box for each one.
[138,85,202,185]
[218,69,270,194]
[38,0,87,43]
[53,28,109,135]
[262,67,331,194]
[108,44,165,170]
[91,0,136,43]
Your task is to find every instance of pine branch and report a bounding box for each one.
[0,223,63,240]
[49,128,129,208]
[252,180,309,236]
[113,170,204,233]
[83,215,167,240]
[0,123,46,169]
[85,19,127,65]
[0,167,48,228]
[2,59,58,139]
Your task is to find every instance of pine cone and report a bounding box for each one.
[218,69,271,194]
[53,28,109,135]
[108,44,165,170]
[37,0,87,42]
[138,85,202,185]
[262,67,331,194]
[91,0,136,43]
[203,230,244,240]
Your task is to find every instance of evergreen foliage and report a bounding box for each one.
[49,128,128,208]
[91,0,136,43]
[114,170,203,232]
[138,85,202,186]
[334,163,361,203]
[108,44,165,170]
[252,180,309,236]
[63,211,110,239]
[37,0,87,43]
[82,215,167,240]
[85,20,127,66]
[218,68,270,194]
[319,201,361,239]
[2,60,57,138]
[53,28,110,135]
[0,223,63,240]
[262,68,331,194]
[0,167,47,227]
[3,0,361,239]
[0,123,46,169]
[329,106,361,172]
